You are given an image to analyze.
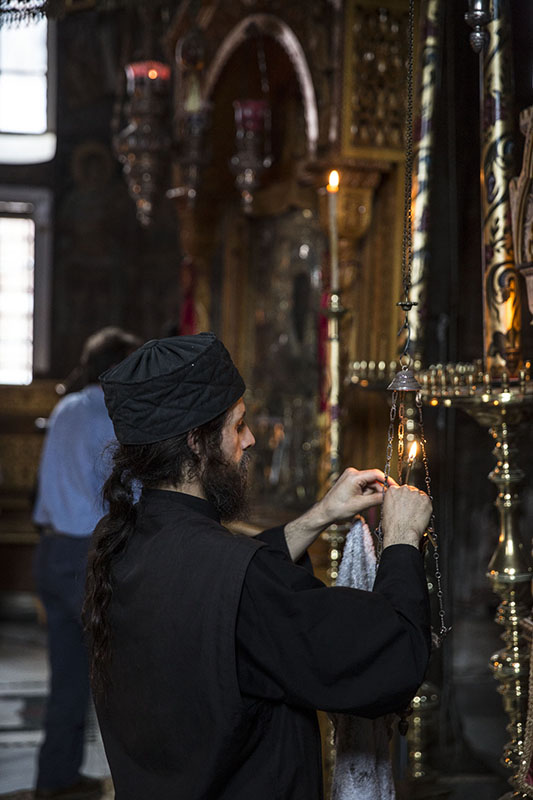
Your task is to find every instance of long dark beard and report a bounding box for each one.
[201,450,251,522]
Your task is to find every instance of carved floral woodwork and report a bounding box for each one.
[479,0,521,374]
[318,165,382,244]
[0,382,57,511]
[342,0,410,161]
[166,1,333,161]
[510,105,533,323]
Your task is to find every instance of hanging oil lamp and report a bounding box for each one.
[229,26,273,211]
[376,0,450,651]
[112,60,172,226]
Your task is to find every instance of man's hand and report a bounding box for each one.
[283,467,390,562]
[318,467,388,525]
[382,484,432,550]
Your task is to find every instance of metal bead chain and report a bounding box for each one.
[384,390,398,482]
[416,391,451,644]
[397,394,405,481]
[376,391,398,561]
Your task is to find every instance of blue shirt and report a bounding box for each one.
[33,384,115,536]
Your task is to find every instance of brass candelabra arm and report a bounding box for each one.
[419,361,533,783]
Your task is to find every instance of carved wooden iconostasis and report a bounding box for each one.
[168,0,412,531]
[0,0,413,590]
[0,382,58,591]
[169,8,326,527]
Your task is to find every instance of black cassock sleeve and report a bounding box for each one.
[236,538,431,717]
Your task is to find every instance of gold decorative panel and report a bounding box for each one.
[0,381,58,506]
[342,0,410,161]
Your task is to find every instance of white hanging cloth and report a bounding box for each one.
[330,518,396,800]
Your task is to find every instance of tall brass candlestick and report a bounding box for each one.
[322,170,344,585]
[320,175,347,794]
[326,170,340,291]
[420,366,533,797]
[323,290,346,583]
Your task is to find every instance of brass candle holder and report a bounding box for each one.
[349,359,533,794]
[321,290,348,584]
[419,363,533,795]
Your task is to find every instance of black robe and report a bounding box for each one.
[95,489,430,800]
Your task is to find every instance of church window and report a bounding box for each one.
[0,189,53,384]
[0,18,56,163]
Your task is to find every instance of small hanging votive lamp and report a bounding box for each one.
[230,98,272,211]
[113,60,172,226]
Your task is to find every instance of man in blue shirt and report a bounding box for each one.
[33,327,140,800]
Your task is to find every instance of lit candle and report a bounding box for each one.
[326,170,340,291]
[404,440,418,484]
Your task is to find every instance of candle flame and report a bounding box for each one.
[407,441,418,464]
[327,170,340,193]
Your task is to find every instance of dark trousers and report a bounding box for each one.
[33,533,92,791]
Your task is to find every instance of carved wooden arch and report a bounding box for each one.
[203,13,318,160]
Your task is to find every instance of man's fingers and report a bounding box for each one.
[357,492,384,510]
[351,468,386,486]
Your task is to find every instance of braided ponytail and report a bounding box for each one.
[84,460,137,697]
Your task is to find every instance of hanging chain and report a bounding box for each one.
[376,391,398,561]
[401,0,415,301]
[416,391,451,644]
[397,394,406,480]
[397,0,417,367]
[384,390,398,483]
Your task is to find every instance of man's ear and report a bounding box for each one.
[187,429,201,456]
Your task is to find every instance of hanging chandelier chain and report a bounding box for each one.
[376,391,398,560]
[397,398,405,479]
[384,390,398,482]
[380,2,449,659]
[401,0,415,302]
[395,0,417,368]
[416,392,450,643]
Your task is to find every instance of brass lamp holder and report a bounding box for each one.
[418,363,533,797]
[321,289,348,584]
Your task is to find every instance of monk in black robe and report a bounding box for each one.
[84,333,432,800]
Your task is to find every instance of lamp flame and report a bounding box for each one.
[327,170,340,193]
[404,441,418,485]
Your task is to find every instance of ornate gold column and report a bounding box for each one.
[478,0,522,375]
[409,0,442,358]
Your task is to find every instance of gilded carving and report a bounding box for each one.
[167,1,333,154]
[481,0,521,373]
[510,105,533,322]
[342,0,410,160]
[0,382,57,518]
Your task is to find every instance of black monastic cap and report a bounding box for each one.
[100,332,246,445]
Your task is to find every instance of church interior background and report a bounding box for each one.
[1,0,533,797]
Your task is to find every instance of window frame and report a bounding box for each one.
[0,186,53,382]
[0,19,57,164]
